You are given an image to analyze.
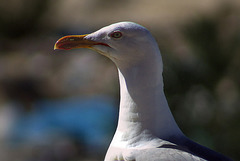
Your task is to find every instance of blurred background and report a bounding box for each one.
[0,0,239,160]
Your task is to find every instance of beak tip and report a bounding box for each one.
[54,41,64,50]
[54,45,58,50]
[54,37,64,50]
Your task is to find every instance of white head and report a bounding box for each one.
[54,22,162,70]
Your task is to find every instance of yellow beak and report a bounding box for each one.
[54,34,106,50]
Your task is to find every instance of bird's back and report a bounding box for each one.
[132,147,206,161]
[105,144,206,161]
[105,136,232,161]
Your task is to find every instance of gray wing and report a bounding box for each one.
[121,141,232,161]
[130,147,206,161]
[105,137,232,161]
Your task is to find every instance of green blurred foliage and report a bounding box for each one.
[0,0,49,39]
[162,5,240,160]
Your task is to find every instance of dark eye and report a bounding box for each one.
[110,31,122,38]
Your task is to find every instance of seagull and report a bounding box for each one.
[54,22,232,161]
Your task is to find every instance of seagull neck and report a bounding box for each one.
[115,59,182,144]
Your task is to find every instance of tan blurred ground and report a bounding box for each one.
[46,0,240,29]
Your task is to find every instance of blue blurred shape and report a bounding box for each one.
[9,96,117,150]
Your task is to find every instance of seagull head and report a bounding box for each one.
[54,22,162,68]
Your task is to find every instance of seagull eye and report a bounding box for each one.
[110,31,122,39]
